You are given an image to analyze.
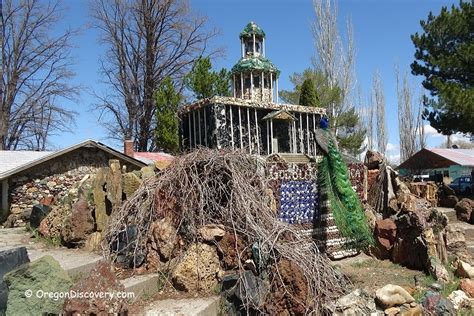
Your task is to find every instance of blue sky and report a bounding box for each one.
[51,0,465,162]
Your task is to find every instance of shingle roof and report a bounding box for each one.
[0,151,53,176]
[429,148,474,167]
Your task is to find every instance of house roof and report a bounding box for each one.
[132,152,174,165]
[0,140,147,181]
[179,96,327,116]
[397,148,474,170]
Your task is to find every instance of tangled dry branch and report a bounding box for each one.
[103,148,349,313]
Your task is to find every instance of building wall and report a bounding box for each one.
[4,147,140,227]
[449,165,472,180]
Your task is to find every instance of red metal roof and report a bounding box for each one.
[132,152,174,165]
[397,148,474,170]
[429,148,474,167]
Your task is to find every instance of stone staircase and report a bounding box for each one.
[437,207,474,257]
[0,227,218,315]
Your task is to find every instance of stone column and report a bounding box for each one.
[240,73,244,99]
[270,73,273,102]
[250,72,254,100]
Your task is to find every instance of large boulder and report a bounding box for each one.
[93,168,108,231]
[460,278,474,298]
[38,204,71,239]
[455,259,474,279]
[29,204,50,229]
[439,195,458,208]
[4,256,73,315]
[61,197,95,246]
[455,198,474,224]
[63,260,128,315]
[447,290,472,311]
[0,248,30,313]
[375,218,397,251]
[420,291,456,315]
[365,150,384,170]
[106,160,122,212]
[171,243,221,292]
[147,218,178,261]
[392,210,429,269]
[218,232,248,270]
[375,284,415,309]
[122,172,142,199]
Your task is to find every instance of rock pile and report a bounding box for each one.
[37,160,157,249]
[4,166,99,227]
[455,198,474,224]
[365,151,453,281]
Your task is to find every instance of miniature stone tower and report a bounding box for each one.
[231,22,280,102]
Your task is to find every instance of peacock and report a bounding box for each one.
[317,117,373,250]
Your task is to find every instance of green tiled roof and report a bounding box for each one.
[231,56,280,76]
[239,22,265,38]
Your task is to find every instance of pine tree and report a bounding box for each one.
[299,78,319,106]
[155,77,181,154]
[186,57,231,99]
[280,68,365,155]
[411,1,473,134]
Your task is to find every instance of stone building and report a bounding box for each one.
[179,22,367,258]
[0,140,146,227]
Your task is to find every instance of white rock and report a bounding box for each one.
[447,290,471,310]
[456,260,474,279]
[375,284,415,308]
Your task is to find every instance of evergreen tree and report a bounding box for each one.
[411,1,473,134]
[186,57,231,99]
[155,77,181,154]
[299,78,319,106]
[280,68,365,155]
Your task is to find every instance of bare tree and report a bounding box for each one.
[416,94,427,150]
[0,0,78,150]
[372,71,387,155]
[91,0,217,151]
[396,66,420,162]
[363,92,375,151]
[311,0,356,133]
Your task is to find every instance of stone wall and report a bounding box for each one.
[4,147,141,227]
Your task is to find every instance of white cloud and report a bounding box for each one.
[386,142,399,152]
[424,124,444,138]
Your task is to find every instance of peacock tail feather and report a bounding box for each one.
[317,129,373,250]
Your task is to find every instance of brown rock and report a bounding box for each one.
[93,168,108,231]
[399,304,422,316]
[198,224,225,242]
[63,260,128,315]
[365,150,384,170]
[460,278,474,298]
[455,198,474,224]
[106,160,122,212]
[367,169,380,191]
[38,205,71,239]
[455,259,474,279]
[384,306,400,316]
[446,225,466,254]
[171,243,221,292]
[148,218,178,261]
[122,172,142,200]
[265,259,309,315]
[218,232,248,270]
[61,198,95,246]
[84,232,102,252]
[439,195,458,208]
[375,218,397,251]
[39,196,54,206]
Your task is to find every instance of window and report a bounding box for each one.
[254,76,260,88]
